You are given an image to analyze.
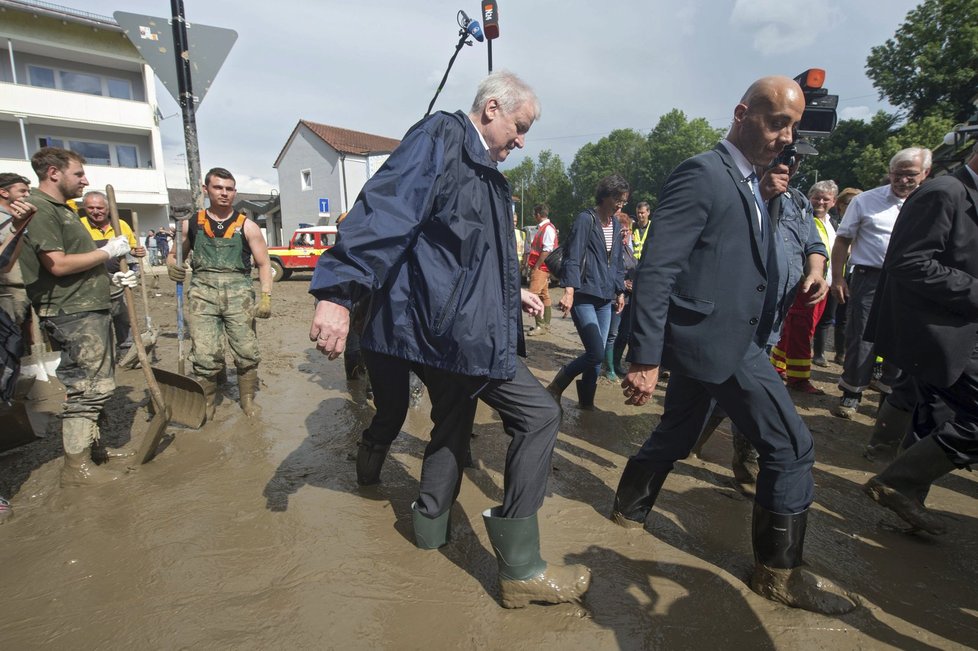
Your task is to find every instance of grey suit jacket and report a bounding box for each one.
[871,165,978,387]
[627,143,780,383]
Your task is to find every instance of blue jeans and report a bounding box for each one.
[565,294,612,388]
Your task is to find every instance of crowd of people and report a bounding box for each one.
[310,70,977,613]
[0,151,272,523]
[1,70,975,619]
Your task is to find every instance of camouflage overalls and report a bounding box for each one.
[188,211,260,379]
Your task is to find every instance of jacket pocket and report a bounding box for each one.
[433,268,466,335]
[669,293,715,315]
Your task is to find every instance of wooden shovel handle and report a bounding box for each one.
[131,212,153,327]
[105,185,167,413]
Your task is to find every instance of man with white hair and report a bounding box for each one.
[830,147,931,418]
[307,71,590,608]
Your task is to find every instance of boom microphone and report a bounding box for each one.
[459,10,484,42]
[482,1,499,40]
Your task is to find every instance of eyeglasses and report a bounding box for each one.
[889,171,922,181]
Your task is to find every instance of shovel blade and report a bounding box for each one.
[0,400,39,452]
[137,405,171,464]
[151,367,207,429]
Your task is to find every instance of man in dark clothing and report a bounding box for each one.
[864,143,978,535]
[308,71,589,609]
[614,76,855,615]
[155,227,170,261]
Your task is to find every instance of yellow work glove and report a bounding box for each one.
[255,292,272,319]
[167,260,188,283]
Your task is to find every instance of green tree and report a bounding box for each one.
[505,150,574,229]
[567,129,646,224]
[866,0,978,123]
[801,112,897,191]
[531,149,574,226]
[801,112,953,191]
[638,109,723,206]
[851,114,954,187]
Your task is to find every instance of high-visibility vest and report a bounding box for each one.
[632,223,650,260]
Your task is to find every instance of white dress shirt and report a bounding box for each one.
[835,184,905,268]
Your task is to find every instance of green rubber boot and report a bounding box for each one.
[603,346,619,382]
[412,502,451,549]
[482,506,591,608]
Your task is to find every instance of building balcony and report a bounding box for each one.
[0,157,168,206]
[0,81,155,134]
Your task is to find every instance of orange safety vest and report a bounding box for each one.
[526,221,558,270]
[197,210,247,239]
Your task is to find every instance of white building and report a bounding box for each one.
[0,0,169,230]
[273,120,399,237]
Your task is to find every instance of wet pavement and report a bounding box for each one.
[1,276,976,649]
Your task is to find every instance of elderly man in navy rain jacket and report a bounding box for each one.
[307,71,590,609]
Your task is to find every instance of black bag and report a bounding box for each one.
[543,246,564,280]
[545,210,595,282]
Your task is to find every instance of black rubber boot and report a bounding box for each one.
[863,435,957,535]
[546,367,573,401]
[610,458,669,528]
[750,503,857,615]
[356,438,391,486]
[575,379,596,410]
[812,329,828,367]
[482,506,591,608]
[731,430,760,488]
[832,328,846,364]
[863,399,913,463]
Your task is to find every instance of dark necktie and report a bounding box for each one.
[747,173,768,239]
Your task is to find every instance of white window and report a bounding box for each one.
[301,169,312,190]
[38,137,141,169]
[27,65,136,100]
[107,77,133,100]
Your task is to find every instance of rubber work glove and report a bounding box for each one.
[111,270,138,289]
[102,236,131,259]
[167,260,188,283]
[255,292,272,319]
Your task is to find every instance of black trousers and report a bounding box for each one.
[912,342,978,466]
[633,342,815,514]
[361,349,413,447]
[415,359,561,520]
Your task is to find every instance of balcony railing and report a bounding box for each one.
[0,81,155,132]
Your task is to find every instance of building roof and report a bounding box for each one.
[273,120,401,168]
[0,0,119,30]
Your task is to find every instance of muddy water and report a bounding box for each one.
[1,274,977,649]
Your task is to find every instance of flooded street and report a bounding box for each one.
[2,273,977,649]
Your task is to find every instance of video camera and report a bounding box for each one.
[772,68,838,168]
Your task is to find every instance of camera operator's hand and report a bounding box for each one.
[760,164,791,201]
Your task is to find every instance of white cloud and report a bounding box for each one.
[730,0,842,55]
[839,106,873,121]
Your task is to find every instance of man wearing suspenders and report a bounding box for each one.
[167,168,273,418]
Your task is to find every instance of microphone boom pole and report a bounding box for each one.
[424,13,480,118]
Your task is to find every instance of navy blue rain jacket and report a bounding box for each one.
[309,111,525,381]
[559,209,625,300]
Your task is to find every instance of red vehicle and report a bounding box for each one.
[266,226,337,281]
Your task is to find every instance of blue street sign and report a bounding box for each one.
[319,198,329,213]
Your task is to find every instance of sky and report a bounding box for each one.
[73,0,924,194]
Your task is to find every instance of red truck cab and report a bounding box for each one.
[266,225,338,281]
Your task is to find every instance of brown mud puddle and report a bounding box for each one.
[2,275,976,649]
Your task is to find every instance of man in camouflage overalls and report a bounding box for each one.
[19,148,135,486]
[167,167,272,418]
